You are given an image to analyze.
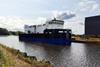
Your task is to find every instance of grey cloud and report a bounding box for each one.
[79,22,84,25]
[56,12,75,20]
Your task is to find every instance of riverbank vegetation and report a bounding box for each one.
[0,27,25,36]
[0,28,9,35]
[72,35,100,43]
[0,44,53,67]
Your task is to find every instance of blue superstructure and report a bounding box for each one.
[19,29,72,46]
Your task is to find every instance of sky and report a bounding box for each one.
[0,0,100,34]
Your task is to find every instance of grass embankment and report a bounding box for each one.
[72,35,100,43]
[0,44,53,67]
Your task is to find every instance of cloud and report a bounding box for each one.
[51,10,85,34]
[0,15,84,34]
[64,16,85,34]
[52,11,76,20]
[57,13,75,20]
[78,0,99,12]
[0,16,46,31]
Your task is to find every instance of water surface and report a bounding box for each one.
[0,36,100,67]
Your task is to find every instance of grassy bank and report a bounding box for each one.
[72,35,100,43]
[0,44,53,67]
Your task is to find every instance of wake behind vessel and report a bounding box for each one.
[19,18,72,45]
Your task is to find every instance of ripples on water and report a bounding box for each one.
[0,36,100,67]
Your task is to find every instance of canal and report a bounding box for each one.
[0,35,100,67]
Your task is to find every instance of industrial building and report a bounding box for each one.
[85,15,100,35]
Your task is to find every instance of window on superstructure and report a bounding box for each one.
[58,31,63,33]
[28,31,31,34]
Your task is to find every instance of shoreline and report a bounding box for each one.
[72,36,100,43]
[0,43,53,67]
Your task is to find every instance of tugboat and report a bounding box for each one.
[19,18,72,45]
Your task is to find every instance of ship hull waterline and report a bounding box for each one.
[19,34,71,46]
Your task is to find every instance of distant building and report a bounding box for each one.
[85,15,100,35]
[24,18,64,34]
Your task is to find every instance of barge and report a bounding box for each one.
[19,18,72,45]
[19,29,72,45]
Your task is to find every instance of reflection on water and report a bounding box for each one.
[0,36,100,67]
